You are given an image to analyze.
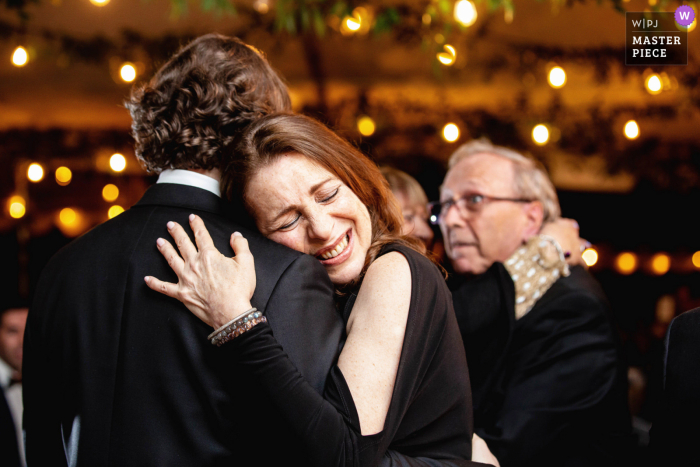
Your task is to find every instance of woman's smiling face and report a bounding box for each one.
[245,152,373,285]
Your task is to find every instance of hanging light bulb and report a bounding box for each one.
[55,167,72,186]
[454,0,477,27]
[12,46,28,67]
[624,120,640,140]
[437,45,456,66]
[548,66,567,88]
[442,123,460,142]
[110,153,126,172]
[27,163,44,182]
[120,63,137,83]
[8,196,26,219]
[532,124,550,145]
[582,248,598,267]
[645,74,662,94]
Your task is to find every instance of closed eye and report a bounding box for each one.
[278,213,301,231]
[319,187,339,203]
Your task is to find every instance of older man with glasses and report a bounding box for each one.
[435,139,631,467]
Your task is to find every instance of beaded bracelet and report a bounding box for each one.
[208,308,267,346]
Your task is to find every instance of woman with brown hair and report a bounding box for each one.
[145,113,497,467]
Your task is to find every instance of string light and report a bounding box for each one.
[110,153,126,172]
[422,13,432,25]
[8,196,26,219]
[442,123,460,142]
[692,251,700,269]
[548,66,567,88]
[55,167,72,186]
[615,252,638,275]
[437,44,456,66]
[253,0,269,14]
[12,46,28,67]
[357,116,376,136]
[645,74,662,95]
[89,0,110,6]
[650,253,670,275]
[59,208,78,226]
[108,205,125,219]
[582,248,598,267]
[27,163,44,182]
[120,63,137,83]
[454,0,477,27]
[102,184,120,202]
[624,120,639,140]
[532,124,550,145]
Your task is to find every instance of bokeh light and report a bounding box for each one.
[110,153,126,172]
[89,0,110,6]
[8,196,26,219]
[645,74,662,95]
[27,163,44,182]
[692,251,700,269]
[582,248,598,267]
[12,46,28,67]
[454,0,477,27]
[650,253,670,275]
[615,252,638,275]
[102,184,120,202]
[108,205,125,219]
[59,207,78,226]
[357,116,376,136]
[443,123,460,142]
[120,63,137,83]
[548,66,566,88]
[437,44,456,66]
[55,167,72,186]
[532,124,550,145]
[624,120,639,140]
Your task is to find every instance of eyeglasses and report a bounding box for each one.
[427,193,534,225]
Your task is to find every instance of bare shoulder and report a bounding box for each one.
[350,251,412,329]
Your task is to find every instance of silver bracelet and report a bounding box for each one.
[207,307,257,341]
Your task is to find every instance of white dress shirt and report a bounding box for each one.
[0,358,25,466]
[156,169,221,197]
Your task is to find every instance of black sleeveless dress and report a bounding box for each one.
[228,243,486,467]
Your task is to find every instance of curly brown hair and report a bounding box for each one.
[221,113,426,286]
[125,34,291,173]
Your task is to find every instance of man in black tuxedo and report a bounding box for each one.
[435,139,631,467]
[23,34,343,466]
[650,307,700,465]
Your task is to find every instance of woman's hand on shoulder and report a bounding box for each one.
[144,214,256,329]
[339,251,412,435]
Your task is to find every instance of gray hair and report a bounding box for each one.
[448,138,561,223]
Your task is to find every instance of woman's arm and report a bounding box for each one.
[339,251,411,435]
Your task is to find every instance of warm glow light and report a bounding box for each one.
[645,74,662,94]
[110,153,126,172]
[454,0,477,27]
[548,66,567,88]
[624,120,640,140]
[59,208,78,226]
[12,46,28,67]
[108,205,125,219]
[532,124,550,145]
[582,248,598,267]
[27,163,44,182]
[89,0,110,6]
[102,184,120,202]
[55,167,72,186]
[615,252,638,275]
[8,196,26,219]
[443,123,460,142]
[437,44,456,66]
[357,116,376,136]
[650,253,671,275]
[345,17,361,31]
[253,0,269,13]
[120,63,137,83]
[692,251,700,269]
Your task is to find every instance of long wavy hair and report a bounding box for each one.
[125,34,290,173]
[221,113,426,286]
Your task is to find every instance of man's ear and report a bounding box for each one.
[522,201,544,241]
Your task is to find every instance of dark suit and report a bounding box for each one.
[650,307,700,466]
[1,386,21,467]
[23,183,344,466]
[451,264,631,467]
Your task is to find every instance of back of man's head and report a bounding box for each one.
[126,34,291,174]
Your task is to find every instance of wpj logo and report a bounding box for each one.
[625,7,692,66]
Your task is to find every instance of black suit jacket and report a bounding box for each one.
[650,307,700,465]
[23,183,344,466]
[1,386,22,467]
[451,264,631,467]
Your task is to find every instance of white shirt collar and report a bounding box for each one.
[0,358,12,388]
[156,169,221,198]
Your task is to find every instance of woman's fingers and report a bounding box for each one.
[190,214,216,252]
[167,221,198,263]
[156,237,185,276]
[231,232,254,269]
[144,275,180,299]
